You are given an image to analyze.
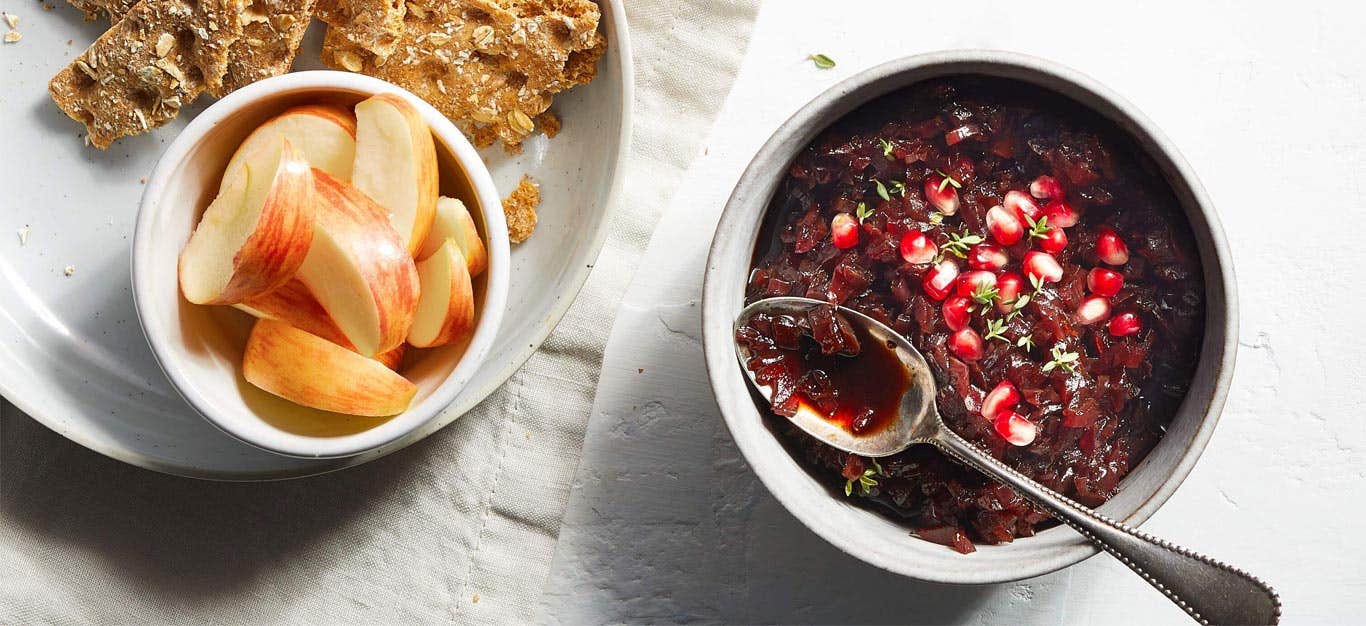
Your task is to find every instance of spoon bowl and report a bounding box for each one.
[733,296,938,457]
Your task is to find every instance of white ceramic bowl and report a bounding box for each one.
[702,51,1237,584]
[132,71,510,459]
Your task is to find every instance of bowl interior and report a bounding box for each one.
[702,52,1234,584]
[135,75,509,458]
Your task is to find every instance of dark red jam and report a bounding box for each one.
[736,305,909,436]
[742,77,1205,552]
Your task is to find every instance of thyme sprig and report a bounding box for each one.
[873,179,890,202]
[855,202,874,224]
[878,137,895,159]
[1042,345,1080,373]
[844,457,885,496]
[983,318,1010,343]
[1024,213,1051,241]
[939,229,985,259]
[935,169,963,193]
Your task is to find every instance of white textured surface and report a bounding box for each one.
[540,1,1366,623]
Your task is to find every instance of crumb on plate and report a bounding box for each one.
[502,175,540,244]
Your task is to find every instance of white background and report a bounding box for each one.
[540,1,1365,623]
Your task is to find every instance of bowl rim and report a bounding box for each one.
[701,50,1238,584]
[131,70,511,459]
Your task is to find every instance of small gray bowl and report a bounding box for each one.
[701,50,1237,584]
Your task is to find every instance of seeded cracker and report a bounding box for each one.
[502,175,540,243]
[60,0,313,97]
[49,0,246,148]
[217,0,318,95]
[316,0,405,60]
[321,0,604,151]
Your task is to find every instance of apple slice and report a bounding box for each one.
[243,319,416,416]
[352,93,438,255]
[224,104,357,185]
[179,139,314,305]
[416,197,487,276]
[236,281,408,368]
[296,169,419,356]
[234,279,353,349]
[407,239,476,348]
[375,343,406,371]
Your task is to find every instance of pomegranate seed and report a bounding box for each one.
[985,205,1024,245]
[831,213,859,249]
[924,175,959,215]
[1030,175,1063,200]
[1023,251,1063,283]
[1044,200,1080,228]
[1003,190,1043,222]
[967,243,1009,270]
[922,259,960,301]
[949,328,984,361]
[1109,311,1143,337]
[1087,267,1124,297]
[1038,226,1067,254]
[942,296,971,332]
[981,381,1020,420]
[1075,295,1112,325]
[993,412,1038,446]
[1096,226,1130,265]
[899,230,937,264]
[995,272,1025,314]
[955,270,998,298]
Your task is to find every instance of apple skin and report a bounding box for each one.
[407,238,476,348]
[352,93,438,256]
[235,279,354,349]
[298,168,420,356]
[224,104,357,185]
[375,343,406,371]
[179,139,315,305]
[416,197,487,277]
[243,319,417,416]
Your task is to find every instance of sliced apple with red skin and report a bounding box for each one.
[234,279,354,349]
[416,197,487,276]
[375,343,406,371]
[352,93,438,256]
[243,319,416,416]
[407,238,475,348]
[236,281,407,367]
[224,104,357,186]
[296,169,420,357]
[179,139,314,305]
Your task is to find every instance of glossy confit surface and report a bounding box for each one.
[741,77,1204,552]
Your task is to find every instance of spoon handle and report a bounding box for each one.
[932,430,1280,625]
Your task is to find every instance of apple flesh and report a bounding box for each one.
[179,138,315,305]
[352,93,438,256]
[407,238,476,348]
[224,104,357,185]
[296,169,419,356]
[243,319,416,416]
[416,196,487,276]
[234,279,353,349]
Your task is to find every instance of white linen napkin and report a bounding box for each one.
[0,1,758,623]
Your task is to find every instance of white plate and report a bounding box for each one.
[0,2,631,480]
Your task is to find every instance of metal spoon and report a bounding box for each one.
[734,296,1279,625]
